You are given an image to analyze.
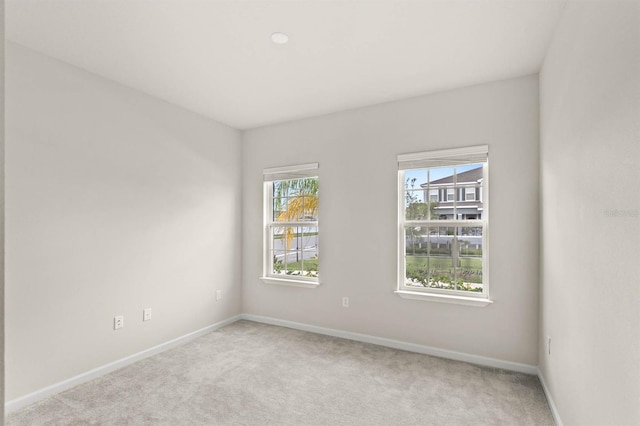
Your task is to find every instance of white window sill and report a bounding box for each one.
[394,290,493,307]
[260,277,320,288]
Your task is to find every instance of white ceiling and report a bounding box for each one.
[7,0,566,130]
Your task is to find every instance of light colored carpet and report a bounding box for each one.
[7,320,554,425]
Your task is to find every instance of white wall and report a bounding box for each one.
[539,2,640,424]
[5,42,242,401]
[242,75,540,365]
[1,0,6,421]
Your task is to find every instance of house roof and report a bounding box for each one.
[422,166,483,186]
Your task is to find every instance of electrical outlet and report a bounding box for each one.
[143,308,152,322]
[114,315,124,330]
[547,336,551,355]
[342,297,349,308]
[216,290,222,301]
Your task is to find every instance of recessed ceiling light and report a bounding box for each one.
[271,32,289,45]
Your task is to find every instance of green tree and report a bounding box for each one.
[274,178,319,250]
[405,178,437,254]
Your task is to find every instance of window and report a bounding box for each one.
[396,146,491,306]
[465,186,476,201]
[429,189,438,202]
[447,188,455,201]
[262,163,319,287]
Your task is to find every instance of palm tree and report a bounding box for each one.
[274,178,319,250]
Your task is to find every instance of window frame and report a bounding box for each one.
[465,186,476,201]
[396,146,492,307]
[447,188,455,201]
[261,163,320,288]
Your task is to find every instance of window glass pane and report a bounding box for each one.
[404,189,425,205]
[271,226,290,271]
[272,249,290,274]
[425,165,484,221]
[272,180,283,197]
[273,196,288,221]
[298,194,319,221]
[426,167,455,220]
[271,248,285,275]
[405,226,482,293]
[425,227,455,289]
[427,166,456,185]
[404,225,429,287]
[455,164,483,184]
[404,169,427,220]
[458,206,481,220]
[456,164,483,206]
[301,178,319,196]
[405,201,430,221]
[285,178,304,196]
[301,250,319,278]
[304,226,319,277]
[273,178,318,222]
[272,226,318,277]
[405,255,429,287]
[404,225,429,257]
[405,226,455,288]
[404,169,428,190]
[457,227,483,292]
[284,250,301,275]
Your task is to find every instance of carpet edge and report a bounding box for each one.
[5,314,243,413]
[240,313,538,374]
[536,368,564,426]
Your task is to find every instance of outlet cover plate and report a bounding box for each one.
[114,315,124,330]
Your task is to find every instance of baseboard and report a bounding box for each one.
[7,313,556,420]
[240,313,538,375]
[241,314,563,423]
[536,368,563,426]
[5,314,243,413]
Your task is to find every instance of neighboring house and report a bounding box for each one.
[420,166,484,221]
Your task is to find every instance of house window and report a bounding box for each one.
[396,145,491,306]
[465,187,476,201]
[429,189,438,202]
[261,163,319,287]
[447,188,455,201]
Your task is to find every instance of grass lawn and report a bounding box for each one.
[283,259,318,271]
[406,255,482,269]
[273,232,318,240]
[406,255,482,284]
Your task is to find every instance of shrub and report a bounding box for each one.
[405,264,482,292]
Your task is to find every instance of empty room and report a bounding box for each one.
[1,0,639,425]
